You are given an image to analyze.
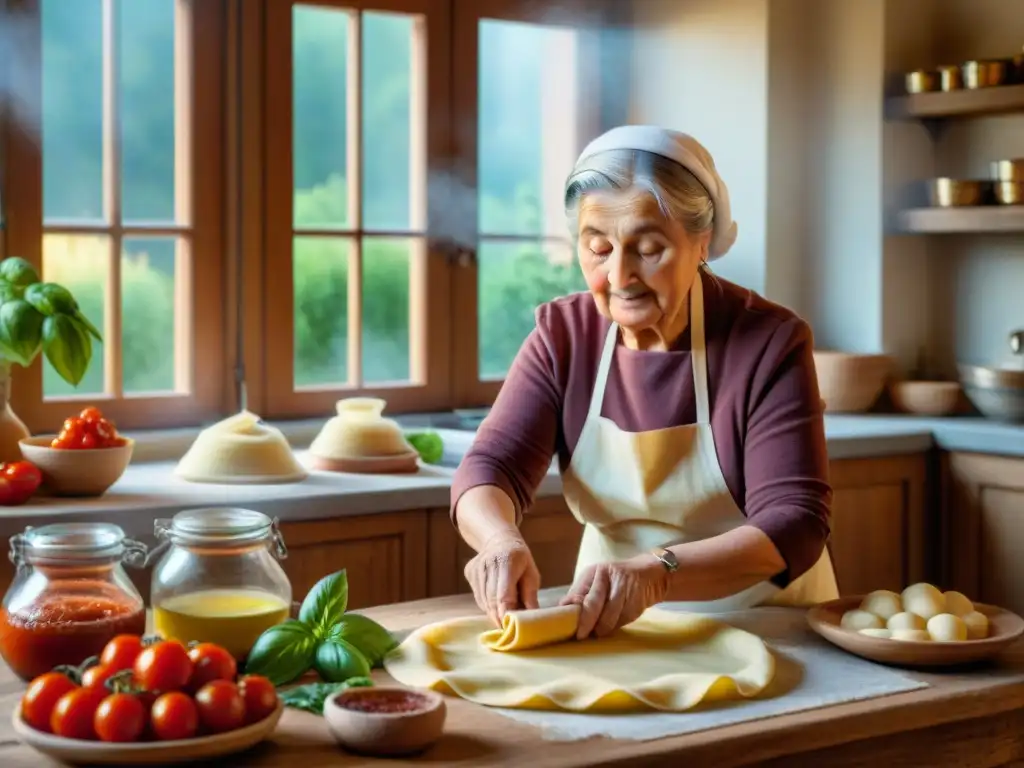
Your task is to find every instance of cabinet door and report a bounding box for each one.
[828,454,929,596]
[279,511,429,609]
[943,452,1024,615]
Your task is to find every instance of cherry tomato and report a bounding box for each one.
[134,640,193,693]
[237,675,278,724]
[51,687,107,740]
[79,432,98,449]
[194,680,245,734]
[80,406,104,423]
[150,692,198,741]
[94,418,116,445]
[0,461,42,505]
[81,664,116,691]
[188,643,237,690]
[100,634,144,672]
[20,672,77,732]
[94,693,146,743]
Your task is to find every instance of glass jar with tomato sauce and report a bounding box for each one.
[150,508,292,660]
[0,523,148,681]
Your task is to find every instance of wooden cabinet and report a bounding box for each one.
[941,452,1024,615]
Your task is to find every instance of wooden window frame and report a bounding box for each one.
[3,0,227,433]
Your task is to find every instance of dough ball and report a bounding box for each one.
[887,611,926,632]
[901,583,946,620]
[962,610,990,640]
[891,629,931,642]
[841,609,884,632]
[860,590,902,620]
[858,628,892,639]
[943,590,974,618]
[926,613,967,642]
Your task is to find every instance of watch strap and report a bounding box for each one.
[651,546,679,572]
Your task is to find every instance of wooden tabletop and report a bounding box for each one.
[3,593,1024,767]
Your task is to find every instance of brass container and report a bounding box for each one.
[928,178,990,208]
[994,181,1024,205]
[962,59,1008,88]
[905,70,938,94]
[937,65,963,91]
[992,158,1024,182]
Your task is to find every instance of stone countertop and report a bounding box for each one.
[0,414,1019,540]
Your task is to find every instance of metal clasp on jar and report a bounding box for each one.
[270,517,288,560]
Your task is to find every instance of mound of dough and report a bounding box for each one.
[887,611,926,632]
[901,583,946,620]
[927,613,967,642]
[175,411,307,484]
[891,629,931,642]
[860,590,902,620]
[943,591,974,618]
[858,628,892,639]
[962,610,990,640]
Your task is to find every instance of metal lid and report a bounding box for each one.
[10,523,147,567]
[154,508,287,559]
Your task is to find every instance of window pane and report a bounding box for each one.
[122,237,176,393]
[42,234,108,398]
[294,236,349,387]
[362,12,415,231]
[293,6,349,229]
[42,0,104,223]
[362,237,410,383]
[478,239,584,379]
[119,0,176,223]
[478,20,578,237]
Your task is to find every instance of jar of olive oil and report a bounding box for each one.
[150,508,292,660]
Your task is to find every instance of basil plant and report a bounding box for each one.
[0,257,101,386]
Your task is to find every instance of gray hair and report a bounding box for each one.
[563,150,715,240]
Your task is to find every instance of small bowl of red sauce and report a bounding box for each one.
[323,686,446,757]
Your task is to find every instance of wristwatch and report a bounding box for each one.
[650,547,679,573]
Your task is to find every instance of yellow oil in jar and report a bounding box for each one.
[153,589,290,659]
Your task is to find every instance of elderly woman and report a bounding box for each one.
[451,125,838,640]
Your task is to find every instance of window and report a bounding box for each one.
[3,0,225,431]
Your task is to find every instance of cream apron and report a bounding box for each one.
[561,275,838,612]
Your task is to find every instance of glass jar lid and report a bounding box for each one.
[9,523,147,567]
[155,507,288,558]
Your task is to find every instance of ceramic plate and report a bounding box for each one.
[808,596,1024,668]
[12,701,283,766]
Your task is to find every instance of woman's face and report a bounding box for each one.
[576,188,710,350]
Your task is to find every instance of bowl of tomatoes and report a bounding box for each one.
[14,634,282,765]
[19,406,134,496]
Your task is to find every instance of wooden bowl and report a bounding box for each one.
[808,596,1024,668]
[812,352,893,413]
[12,700,283,765]
[889,381,961,416]
[323,685,446,756]
[19,436,134,496]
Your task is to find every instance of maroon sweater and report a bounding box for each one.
[451,271,831,586]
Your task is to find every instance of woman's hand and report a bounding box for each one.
[464,533,541,628]
[560,555,670,639]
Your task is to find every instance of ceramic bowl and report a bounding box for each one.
[323,685,446,757]
[889,381,961,416]
[813,352,893,413]
[19,435,134,496]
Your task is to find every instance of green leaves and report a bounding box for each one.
[0,300,44,367]
[243,620,319,686]
[279,678,373,715]
[244,569,398,690]
[0,257,39,288]
[406,431,444,464]
[42,314,92,387]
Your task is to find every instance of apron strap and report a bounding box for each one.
[691,272,711,425]
[588,322,619,420]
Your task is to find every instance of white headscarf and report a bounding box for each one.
[574,125,738,260]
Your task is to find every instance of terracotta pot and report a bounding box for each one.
[0,364,30,463]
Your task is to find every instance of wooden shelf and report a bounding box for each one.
[897,206,1024,233]
[886,84,1024,120]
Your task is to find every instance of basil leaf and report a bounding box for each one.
[280,677,374,715]
[299,569,349,636]
[244,620,318,686]
[0,280,20,304]
[0,299,44,367]
[42,314,92,386]
[406,431,444,464]
[0,257,39,288]
[314,638,370,683]
[24,282,79,317]
[328,614,397,668]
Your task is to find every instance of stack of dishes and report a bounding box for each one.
[308,398,420,474]
[175,411,307,484]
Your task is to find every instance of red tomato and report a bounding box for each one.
[20,672,77,732]
[81,664,116,691]
[94,693,146,743]
[187,643,237,690]
[79,432,98,449]
[0,461,42,505]
[50,687,107,740]
[134,640,193,693]
[150,692,198,741]
[100,634,144,672]
[237,675,278,724]
[80,406,103,423]
[194,680,245,734]
[94,418,117,445]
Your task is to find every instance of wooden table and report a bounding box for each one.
[3,592,1024,767]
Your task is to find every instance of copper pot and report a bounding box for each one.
[962,59,1008,88]
[994,181,1024,205]
[991,159,1024,182]
[937,65,963,91]
[905,70,938,94]
[928,178,991,208]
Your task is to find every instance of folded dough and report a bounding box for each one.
[481,605,581,652]
[385,607,776,713]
